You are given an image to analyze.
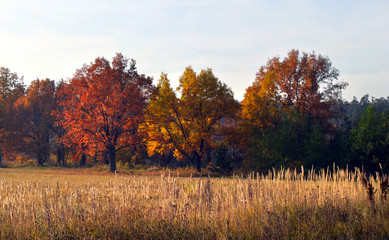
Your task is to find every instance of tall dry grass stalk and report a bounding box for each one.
[0,167,388,239]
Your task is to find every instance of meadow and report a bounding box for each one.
[0,167,388,239]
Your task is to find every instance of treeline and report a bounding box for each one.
[0,50,388,174]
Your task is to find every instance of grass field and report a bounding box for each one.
[0,167,388,239]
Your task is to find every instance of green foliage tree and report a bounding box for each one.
[350,105,389,173]
[141,67,240,172]
[213,142,234,174]
[244,112,328,172]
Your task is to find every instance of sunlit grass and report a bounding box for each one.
[0,167,388,239]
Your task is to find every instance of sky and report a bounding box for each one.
[0,0,388,101]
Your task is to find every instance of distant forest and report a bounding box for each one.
[1,50,388,174]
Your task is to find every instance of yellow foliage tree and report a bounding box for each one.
[141,67,240,172]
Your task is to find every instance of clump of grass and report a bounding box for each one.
[381,176,388,202]
[0,167,388,239]
[360,173,376,206]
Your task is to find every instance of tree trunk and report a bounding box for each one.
[93,154,98,164]
[109,148,116,172]
[0,146,2,165]
[104,152,109,165]
[37,156,44,166]
[196,155,201,172]
[57,147,66,166]
[80,154,86,166]
[57,148,62,165]
[36,147,44,166]
[61,148,66,167]
[193,152,201,172]
[61,148,66,166]
[162,152,173,169]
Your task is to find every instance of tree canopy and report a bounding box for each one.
[14,79,56,165]
[56,53,154,172]
[141,67,240,172]
[1,50,388,175]
[242,50,348,171]
[242,49,347,130]
[350,105,389,173]
[0,67,25,162]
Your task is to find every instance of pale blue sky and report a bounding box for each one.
[1,0,388,101]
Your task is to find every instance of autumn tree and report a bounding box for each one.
[141,67,240,172]
[243,49,347,129]
[242,50,347,170]
[0,67,25,162]
[56,53,154,172]
[14,79,56,165]
[52,80,68,166]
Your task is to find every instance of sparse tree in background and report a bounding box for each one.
[14,79,56,165]
[0,67,25,163]
[56,53,154,172]
[52,80,68,166]
[341,94,389,131]
[141,68,240,172]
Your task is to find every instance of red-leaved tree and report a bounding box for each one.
[56,53,154,171]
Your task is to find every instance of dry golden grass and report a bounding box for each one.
[0,166,388,239]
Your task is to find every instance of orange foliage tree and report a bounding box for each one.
[242,49,347,130]
[141,67,240,172]
[56,54,154,172]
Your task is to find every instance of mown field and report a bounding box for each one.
[0,167,388,239]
